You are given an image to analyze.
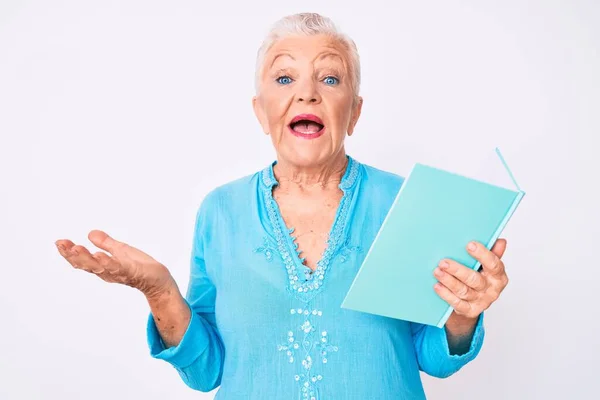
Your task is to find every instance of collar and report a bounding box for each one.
[260,155,360,191]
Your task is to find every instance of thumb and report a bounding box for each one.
[491,238,507,259]
[88,230,123,254]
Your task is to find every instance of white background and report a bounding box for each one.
[1,0,598,399]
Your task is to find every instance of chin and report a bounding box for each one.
[280,146,338,167]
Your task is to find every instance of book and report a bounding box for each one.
[340,148,525,328]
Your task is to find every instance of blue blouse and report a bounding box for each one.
[146,156,485,399]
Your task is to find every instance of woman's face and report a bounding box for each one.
[253,34,362,168]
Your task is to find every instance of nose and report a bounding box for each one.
[296,79,321,104]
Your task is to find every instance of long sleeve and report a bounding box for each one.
[410,313,485,378]
[146,196,225,392]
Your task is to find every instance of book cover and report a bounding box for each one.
[340,148,525,327]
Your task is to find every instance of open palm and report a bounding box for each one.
[55,230,174,298]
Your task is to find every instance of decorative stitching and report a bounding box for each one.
[259,156,359,299]
[277,306,338,400]
[254,236,277,262]
[262,157,359,400]
[318,330,338,364]
[337,242,361,263]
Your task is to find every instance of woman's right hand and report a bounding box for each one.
[55,230,175,299]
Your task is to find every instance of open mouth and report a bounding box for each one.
[288,114,325,137]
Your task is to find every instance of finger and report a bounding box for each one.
[55,239,75,252]
[467,241,506,278]
[92,251,121,274]
[88,230,124,255]
[438,259,487,292]
[433,283,472,316]
[491,238,507,259]
[57,241,102,273]
[434,267,478,300]
[56,239,80,262]
[56,240,75,267]
[72,245,105,273]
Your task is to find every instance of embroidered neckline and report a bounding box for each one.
[261,158,358,399]
[259,156,360,301]
[260,155,360,191]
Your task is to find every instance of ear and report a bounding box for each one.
[252,95,270,135]
[347,96,363,136]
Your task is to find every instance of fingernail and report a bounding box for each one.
[71,248,78,256]
[56,244,65,251]
[439,260,449,269]
[468,242,477,251]
[434,268,444,277]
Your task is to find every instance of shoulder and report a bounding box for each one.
[196,171,260,219]
[358,160,405,195]
[354,160,406,221]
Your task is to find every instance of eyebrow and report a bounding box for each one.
[269,49,345,68]
[270,52,295,68]
[316,51,345,63]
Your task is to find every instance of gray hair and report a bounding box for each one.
[254,13,361,98]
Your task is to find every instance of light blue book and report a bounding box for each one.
[341,148,525,327]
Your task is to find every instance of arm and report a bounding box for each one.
[410,312,485,378]
[145,278,191,348]
[445,313,480,355]
[146,197,224,392]
[54,191,224,391]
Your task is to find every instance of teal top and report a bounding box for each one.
[146,156,485,399]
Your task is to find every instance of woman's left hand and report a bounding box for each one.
[433,239,509,319]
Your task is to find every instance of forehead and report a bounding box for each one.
[265,34,349,68]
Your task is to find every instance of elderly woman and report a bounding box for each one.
[55,13,510,399]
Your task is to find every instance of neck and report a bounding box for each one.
[273,151,348,191]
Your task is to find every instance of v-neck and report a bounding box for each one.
[260,156,361,302]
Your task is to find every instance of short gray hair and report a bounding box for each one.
[254,13,361,97]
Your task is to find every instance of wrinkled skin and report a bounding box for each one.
[55,230,174,298]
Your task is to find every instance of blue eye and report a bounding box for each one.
[323,76,339,85]
[277,76,293,85]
